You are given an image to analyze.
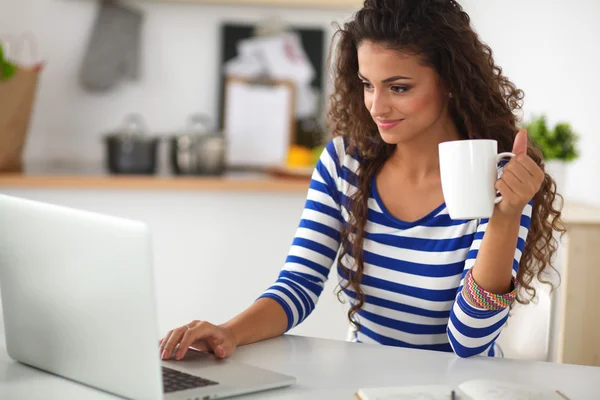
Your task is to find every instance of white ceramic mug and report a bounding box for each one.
[438,139,515,220]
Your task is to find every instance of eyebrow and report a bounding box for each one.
[358,72,412,83]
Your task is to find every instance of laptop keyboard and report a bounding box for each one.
[162,366,219,393]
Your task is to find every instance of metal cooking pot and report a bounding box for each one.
[170,114,227,176]
[104,114,160,175]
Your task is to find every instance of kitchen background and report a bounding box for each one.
[1,0,600,366]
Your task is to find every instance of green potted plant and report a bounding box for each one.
[525,114,579,191]
[0,42,17,81]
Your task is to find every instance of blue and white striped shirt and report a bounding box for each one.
[259,137,531,358]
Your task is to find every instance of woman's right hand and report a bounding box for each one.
[159,320,238,361]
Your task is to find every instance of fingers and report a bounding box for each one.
[502,163,536,194]
[209,338,227,359]
[161,326,188,360]
[160,320,199,360]
[511,129,528,155]
[159,321,235,361]
[191,337,225,358]
[159,330,174,353]
[503,157,528,183]
[499,169,529,197]
[513,154,542,179]
[176,321,221,360]
[496,174,517,197]
[191,340,211,353]
[213,339,235,359]
[503,155,544,195]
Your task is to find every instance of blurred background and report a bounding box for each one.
[1,0,599,367]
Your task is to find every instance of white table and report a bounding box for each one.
[1,334,600,399]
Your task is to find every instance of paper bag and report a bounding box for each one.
[0,34,43,172]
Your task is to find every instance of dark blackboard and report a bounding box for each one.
[217,23,326,145]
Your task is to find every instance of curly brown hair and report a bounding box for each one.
[327,0,566,331]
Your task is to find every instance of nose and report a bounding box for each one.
[369,89,392,118]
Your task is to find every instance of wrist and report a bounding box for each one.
[463,268,517,309]
[220,321,241,346]
[490,207,522,227]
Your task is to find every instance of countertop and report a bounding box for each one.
[0,160,313,192]
[0,173,311,192]
[2,335,600,399]
[1,169,599,224]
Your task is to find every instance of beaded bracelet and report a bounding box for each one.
[462,269,517,310]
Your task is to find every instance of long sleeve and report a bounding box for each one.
[258,139,345,331]
[446,201,533,358]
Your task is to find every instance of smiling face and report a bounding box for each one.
[357,41,451,145]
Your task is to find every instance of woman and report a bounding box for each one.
[160,0,563,360]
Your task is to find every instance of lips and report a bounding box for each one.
[376,119,404,130]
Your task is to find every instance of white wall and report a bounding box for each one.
[0,0,353,164]
[3,0,599,204]
[459,0,600,206]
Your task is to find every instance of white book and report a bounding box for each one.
[356,379,569,400]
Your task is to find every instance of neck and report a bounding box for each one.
[388,114,461,181]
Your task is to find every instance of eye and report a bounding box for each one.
[391,85,409,94]
[361,81,374,91]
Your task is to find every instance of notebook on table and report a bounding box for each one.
[355,379,570,400]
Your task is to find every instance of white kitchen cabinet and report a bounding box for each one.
[0,184,352,346]
[498,202,600,367]
[549,203,600,366]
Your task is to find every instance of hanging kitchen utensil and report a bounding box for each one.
[79,0,143,92]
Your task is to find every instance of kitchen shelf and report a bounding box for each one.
[83,0,363,9]
[0,174,311,192]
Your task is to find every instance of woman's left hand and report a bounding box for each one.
[495,129,545,218]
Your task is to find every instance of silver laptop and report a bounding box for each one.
[0,194,295,399]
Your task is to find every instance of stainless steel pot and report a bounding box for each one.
[104,114,159,175]
[170,114,227,176]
